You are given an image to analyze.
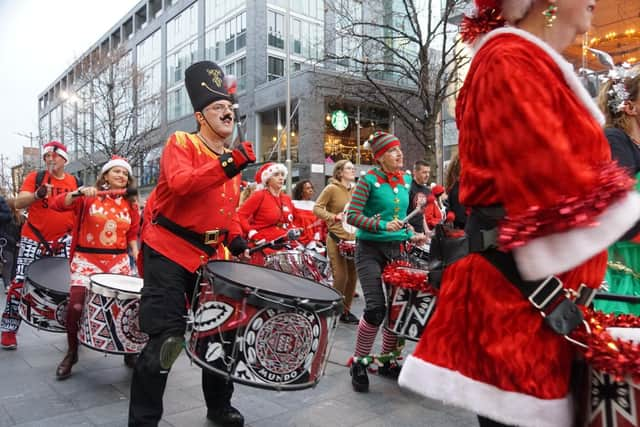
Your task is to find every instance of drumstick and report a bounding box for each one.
[248,228,301,254]
[223,74,244,148]
[71,188,138,198]
[401,199,427,225]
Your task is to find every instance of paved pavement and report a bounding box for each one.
[0,284,478,427]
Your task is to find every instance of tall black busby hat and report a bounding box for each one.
[184,61,231,112]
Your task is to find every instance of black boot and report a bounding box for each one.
[123,353,138,368]
[350,360,369,392]
[377,360,401,379]
[206,405,244,427]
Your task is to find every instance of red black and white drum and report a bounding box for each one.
[78,274,148,354]
[186,261,343,390]
[584,326,640,427]
[383,264,436,342]
[19,257,70,333]
[264,249,331,286]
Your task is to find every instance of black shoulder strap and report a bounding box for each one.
[35,170,46,188]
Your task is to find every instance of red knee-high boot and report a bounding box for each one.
[56,286,85,380]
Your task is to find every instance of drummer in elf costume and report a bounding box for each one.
[397,0,640,426]
[1,141,79,350]
[128,60,255,427]
[346,131,426,392]
[50,156,140,380]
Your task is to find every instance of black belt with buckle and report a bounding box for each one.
[154,214,228,257]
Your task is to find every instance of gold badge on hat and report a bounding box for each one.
[200,68,227,96]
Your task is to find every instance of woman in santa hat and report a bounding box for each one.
[424,184,446,230]
[397,1,640,426]
[236,162,298,265]
[50,156,140,380]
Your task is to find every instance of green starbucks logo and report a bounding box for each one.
[331,110,349,132]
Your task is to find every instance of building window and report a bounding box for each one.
[268,56,284,81]
[268,10,284,49]
[205,12,246,62]
[223,57,247,91]
[205,0,246,26]
[259,105,299,162]
[167,85,190,121]
[167,3,198,51]
[167,41,197,87]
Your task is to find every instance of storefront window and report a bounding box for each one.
[259,105,299,163]
[324,102,390,165]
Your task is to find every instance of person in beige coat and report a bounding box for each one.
[314,160,359,324]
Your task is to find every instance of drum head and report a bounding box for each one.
[206,261,341,302]
[25,257,70,294]
[90,274,143,294]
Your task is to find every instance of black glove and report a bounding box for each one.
[227,236,249,256]
[34,185,48,200]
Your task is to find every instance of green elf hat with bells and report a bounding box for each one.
[365,131,401,160]
[184,61,231,112]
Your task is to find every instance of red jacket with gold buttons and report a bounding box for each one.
[142,131,242,272]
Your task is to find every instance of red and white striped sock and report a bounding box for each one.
[381,327,399,354]
[354,318,379,357]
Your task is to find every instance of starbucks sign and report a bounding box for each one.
[331,110,349,131]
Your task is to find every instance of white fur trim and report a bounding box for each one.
[43,145,69,162]
[101,159,133,176]
[501,0,534,24]
[514,191,640,280]
[248,230,258,239]
[474,27,605,126]
[399,355,572,427]
[607,327,640,344]
[261,163,287,185]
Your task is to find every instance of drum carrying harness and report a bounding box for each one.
[429,206,597,337]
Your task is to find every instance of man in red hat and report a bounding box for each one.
[1,141,79,349]
[128,60,255,427]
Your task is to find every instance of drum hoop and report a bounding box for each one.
[205,260,343,305]
[89,273,143,296]
[24,257,70,294]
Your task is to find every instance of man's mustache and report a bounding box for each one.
[221,113,233,122]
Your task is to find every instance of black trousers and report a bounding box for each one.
[354,239,404,326]
[128,245,234,426]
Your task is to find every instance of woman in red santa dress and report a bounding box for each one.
[237,162,299,265]
[397,1,640,427]
[51,156,140,380]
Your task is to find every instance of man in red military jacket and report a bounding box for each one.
[128,61,255,427]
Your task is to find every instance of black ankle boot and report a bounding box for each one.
[350,360,369,392]
[206,405,244,427]
[377,360,402,379]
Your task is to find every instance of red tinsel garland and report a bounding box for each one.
[460,7,506,44]
[571,308,640,382]
[499,162,635,250]
[382,261,436,294]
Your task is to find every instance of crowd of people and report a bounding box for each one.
[2,1,640,426]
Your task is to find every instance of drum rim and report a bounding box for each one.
[205,260,342,302]
[24,257,70,294]
[184,342,320,391]
[89,273,143,294]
